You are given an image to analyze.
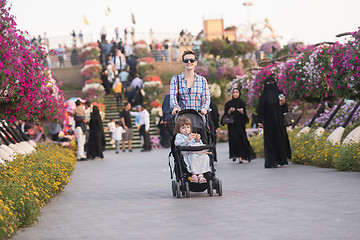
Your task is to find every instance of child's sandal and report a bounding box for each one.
[190,175,198,183]
[198,174,207,184]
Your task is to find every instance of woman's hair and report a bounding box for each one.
[174,117,192,134]
[181,50,197,61]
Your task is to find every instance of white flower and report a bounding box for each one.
[151,107,163,117]
[208,83,221,98]
[143,81,163,88]
[82,83,105,92]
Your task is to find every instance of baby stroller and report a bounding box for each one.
[168,109,222,198]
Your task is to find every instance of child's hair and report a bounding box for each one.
[174,117,192,134]
[110,118,114,122]
[115,121,121,126]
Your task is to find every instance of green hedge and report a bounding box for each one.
[0,144,76,239]
[249,129,360,171]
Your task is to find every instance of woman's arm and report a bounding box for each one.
[201,77,210,111]
[170,75,180,110]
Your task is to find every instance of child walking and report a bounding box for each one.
[174,117,211,183]
[112,121,125,153]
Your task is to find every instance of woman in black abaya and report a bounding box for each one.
[257,77,291,168]
[87,105,106,159]
[224,88,256,163]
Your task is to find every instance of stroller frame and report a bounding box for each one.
[168,109,222,198]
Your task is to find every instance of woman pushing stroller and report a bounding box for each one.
[170,50,210,116]
[174,117,211,184]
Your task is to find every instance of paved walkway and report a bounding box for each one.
[13,143,360,240]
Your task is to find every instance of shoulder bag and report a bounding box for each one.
[220,113,234,125]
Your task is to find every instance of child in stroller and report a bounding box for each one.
[169,109,222,198]
[174,117,211,184]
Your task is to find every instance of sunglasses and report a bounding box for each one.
[183,59,196,63]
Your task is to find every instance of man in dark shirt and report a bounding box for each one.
[127,54,138,80]
[120,102,133,152]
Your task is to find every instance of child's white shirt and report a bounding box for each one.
[112,126,125,141]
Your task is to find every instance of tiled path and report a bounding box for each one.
[13,143,360,240]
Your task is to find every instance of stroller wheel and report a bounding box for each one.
[176,182,181,198]
[171,180,176,197]
[208,179,213,196]
[185,181,190,198]
[217,180,223,196]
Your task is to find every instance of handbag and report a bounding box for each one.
[283,112,296,127]
[220,114,234,125]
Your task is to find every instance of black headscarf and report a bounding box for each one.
[262,77,283,105]
[225,87,248,124]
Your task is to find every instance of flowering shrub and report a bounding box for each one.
[84,78,102,86]
[150,100,161,108]
[0,144,76,239]
[81,83,105,100]
[279,45,335,102]
[329,30,360,99]
[78,45,100,64]
[138,63,158,78]
[334,143,360,171]
[195,66,210,79]
[232,31,360,107]
[137,57,154,65]
[151,107,163,119]
[80,64,102,81]
[143,81,164,101]
[288,42,305,52]
[82,59,100,67]
[313,101,360,131]
[215,66,244,80]
[260,40,281,54]
[208,83,221,98]
[0,1,65,123]
[143,74,162,82]
[249,129,360,171]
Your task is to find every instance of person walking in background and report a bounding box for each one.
[78,30,83,46]
[192,36,202,60]
[112,121,125,154]
[71,30,77,47]
[104,118,116,148]
[224,88,256,163]
[129,74,144,107]
[209,99,220,162]
[112,49,126,73]
[74,99,87,161]
[100,26,107,43]
[123,42,133,61]
[127,54,138,80]
[57,44,65,67]
[120,102,134,152]
[163,39,170,61]
[119,66,129,93]
[112,76,123,112]
[257,77,291,168]
[172,39,180,61]
[131,105,151,152]
[87,105,106,159]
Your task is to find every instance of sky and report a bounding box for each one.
[8,0,360,48]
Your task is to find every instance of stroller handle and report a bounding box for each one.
[176,144,215,152]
